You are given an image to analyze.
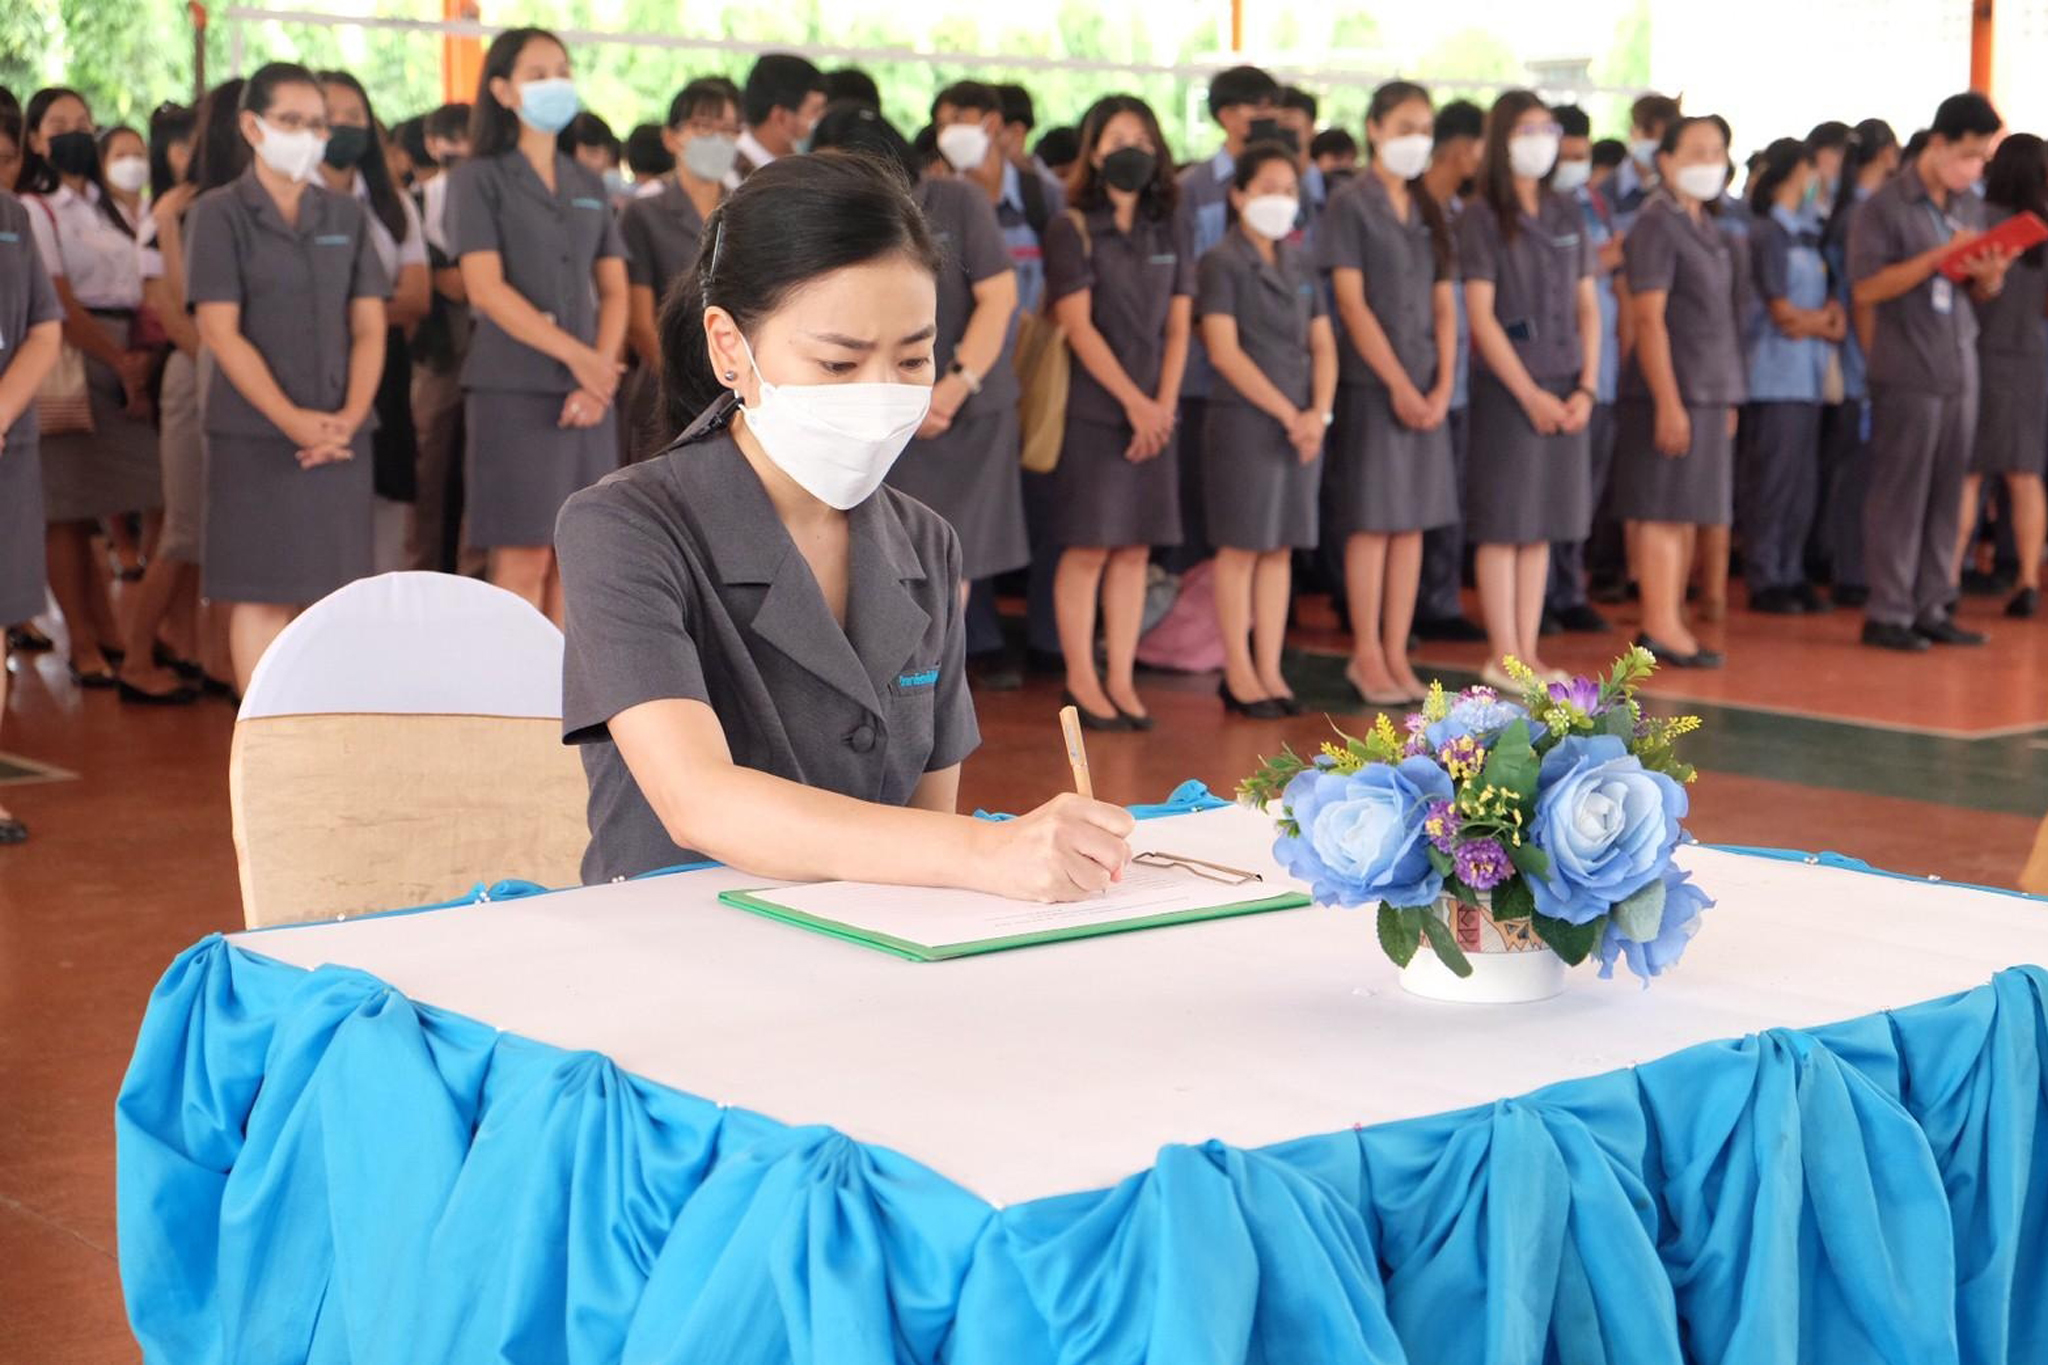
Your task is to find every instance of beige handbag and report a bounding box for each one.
[1015,210,1092,474]
[27,197,93,435]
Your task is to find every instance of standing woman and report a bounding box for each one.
[1321,81,1460,706]
[450,27,628,622]
[1614,116,1748,668]
[618,77,735,455]
[0,189,66,842]
[20,87,160,687]
[184,62,388,690]
[1958,132,2048,619]
[318,70,429,573]
[1741,137,1843,616]
[1043,95,1194,730]
[1457,90,1601,688]
[1202,141,1335,717]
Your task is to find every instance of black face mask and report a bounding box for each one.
[46,130,99,178]
[1101,146,1156,193]
[323,124,372,170]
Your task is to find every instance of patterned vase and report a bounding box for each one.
[1399,892,1566,1004]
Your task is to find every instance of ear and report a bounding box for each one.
[702,305,760,406]
[238,109,263,145]
[489,75,516,113]
[662,125,682,158]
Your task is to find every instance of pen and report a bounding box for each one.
[1058,704,1094,800]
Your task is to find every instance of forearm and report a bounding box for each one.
[1851,253,1938,308]
[1468,308,1541,403]
[1430,288,1457,401]
[627,287,661,368]
[463,270,585,364]
[1206,336,1299,423]
[1310,330,1338,416]
[144,278,200,356]
[388,270,431,331]
[1154,301,1191,402]
[1066,319,1149,408]
[0,326,61,428]
[59,297,128,368]
[340,322,385,422]
[952,292,1013,379]
[1637,319,1683,409]
[1335,274,1418,395]
[593,280,628,365]
[1576,289,1601,393]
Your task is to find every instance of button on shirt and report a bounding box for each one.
[1175,150,1235,398]
[1198,230,1323,408]
[1318,172,1446,392]
[183,170,390,438]
[918,176,1020,414]
[1043,205,1197,425]
[1620,194,1746,407]
[25,182,143,309]
[1847,164,1985,395]
[618,173,712,308]
[0,195,65,443]
[446,150,625,394]
[1456,191,1593,384]
[557,401,980,884]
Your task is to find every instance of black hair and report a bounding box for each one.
[1230,140,1298,195]
[656,151,943,433]
[1069,94,1178,218]
[147,101,196,199]
[1433,98,1483,147]
[624,122,669,177]
[1365,80,1428,144]
[1309,127,1356,161]
[1902,127,1930,164]
[391,115,427,170]
[1553,103,1591,140]
[1821,118,1896,248]
[240,61,320,121]
[1207,65,1280,122]
[1035,125,1079,169]
[21,87,133,238]
[558,111,617,162]
[820,68,880,111]
[667,77,737,129]
[425,101,471,145]
[317,70,409,243]
[470,27,566,158]
[912,122,942,172]
[1984,132,2048,267]
[0,106,22,170]
[1930,91,2000,143]
[1630,93,1682,137]
[1280,86,1317,121]
[996,84,1034,131]
[1592,137,1627,169]
[0,85,17,120]
[1479,89,1550,243]
[190,78,250,193]
[1746,136,1812,215]
[810,101,918,183]
[743,53,824,128]
[1805,120,1851,157]
[932,81,999,121]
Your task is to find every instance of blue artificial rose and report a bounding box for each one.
[1599,865,1715,984]
[1274,759,1454,909]
[1527,734,1688,924]
[1424,696,1529,751]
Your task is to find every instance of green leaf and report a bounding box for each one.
[1508,840,1551,882]
[1427,846,1454,877]
[1419,911,1474,977]
[1489,875,1536,922]
[1613,877,1667,942]
[1443,875,1481,907]
[1377,903,1422,967]
[1479,720,1540,800]
[1533,911,1606,966]
[1598,704,1637,740]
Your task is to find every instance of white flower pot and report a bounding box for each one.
[1398,894,1566,1004]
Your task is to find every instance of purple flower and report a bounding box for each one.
[1424,799,1461,853]
[1455,837,1516,890]
[1546,675,1603,714]
[1598,865,1715,984]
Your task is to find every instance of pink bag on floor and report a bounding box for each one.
[1136,559,1226,673]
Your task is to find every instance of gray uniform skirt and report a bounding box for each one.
[1971,352,2048,475]
[156,349,206,565]
[464,388,619,548]
[203,428,373,604]
[1325,382,1459,538]
[1465,372,1592,545]
[0,428,46,622]
[1613,399,1735,525]
[1201,399,1321,552]
[887,405,1030,580]
[1046,414,1183,549]
[42,311,162,523]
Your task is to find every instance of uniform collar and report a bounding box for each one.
[737,128,777,170]
[46,180,98,210]
[1225,224,1290,281]
[998,159,1024,212]
[1210,148,1235,182]
[233,167,330,236]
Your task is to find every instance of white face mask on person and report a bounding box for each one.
[1673,163,1728,203]
[937,124,991,172]
[1240,194,1300,241]
[734,332,932,510]
[105,155,150,194]
[1550,158,1592,193]
[1376,134,1432,181]
[253,120,328,182]
[1508,132,1560,181]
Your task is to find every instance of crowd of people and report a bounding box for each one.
[0,37,2042,854]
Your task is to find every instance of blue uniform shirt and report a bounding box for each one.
[1747,203,1832,403]
[1176,150,1236,398]
[995,159,1060,315]
[1575,185,1621,403]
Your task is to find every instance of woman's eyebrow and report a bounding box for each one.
[803,324,939,351]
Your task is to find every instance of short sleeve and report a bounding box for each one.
[1845,194,1894,286]
[1172,212,1198,298]
[1195,245,1239,321]
[395,193,429,270]
[557,483,712,745]
[1578,215,1596,279]
[136,214,165,281]
[619,203,658,288]
[1038,170,1068,214]
[446,160,501,259]
[924,519,981,772]
[349,205,390,301]
[956,188,1012,286]
[182,194,243,309]
[1752,218,1791,302]
[596,204,626,263]
[1042,212,1094,304]
[1624,208,1680,294]
[23,197,62,280]
[1318,192,1367,274]
[17,217,62,327]
[1456,204,1498,284]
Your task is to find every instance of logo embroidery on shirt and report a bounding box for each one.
[1149,253,1178,265]
[896,668,941,690]
[0,231,17,243]
[570,197,605,210]
[313,233,351,246]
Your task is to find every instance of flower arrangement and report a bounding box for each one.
[1239,648,1713,985]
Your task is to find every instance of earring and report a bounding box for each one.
[722,369,737,381]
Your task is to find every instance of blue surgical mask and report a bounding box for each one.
[515,78,579,135]
[602,168,625,197]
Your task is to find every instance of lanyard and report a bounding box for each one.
[1921,197,1961,244]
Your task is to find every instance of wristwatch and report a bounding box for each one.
[1573,385,1597,404]
[948,360,983,395]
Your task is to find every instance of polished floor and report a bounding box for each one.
[2,585,2045,1360]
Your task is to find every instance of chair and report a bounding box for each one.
[230,572,589,929]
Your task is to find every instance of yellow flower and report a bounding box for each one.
[1423,680,1450,723]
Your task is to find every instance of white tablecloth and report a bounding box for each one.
[237,806,2044,1207]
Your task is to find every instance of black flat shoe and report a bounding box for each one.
[5,626,53,653]
[1062,690,1130,732]
[118,679,200,706]
[1412,614,1487,643]
[1219,681,1288,720]
[1113,704,1156,732]
[1554,603,1611,633]
[1794,583,1829,613]
[67,662,117,689]
[1833,585,1870,609]
[1861,621,1931,653]
[0,817,26,845]
[2006,587,2038,620]
[1273,693,1305,717]
[153,643,206,682]
[1915,617,1988,647]
[1633,632,1724,669]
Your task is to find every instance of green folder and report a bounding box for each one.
[716,885,1312,962]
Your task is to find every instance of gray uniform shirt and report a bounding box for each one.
[557,399,980,884]
[616,175,710,309]
[184,170,389,438]
[0,193,64,444]
[1456,190,1593,383]
[446,150,625,394]
[1620,193,1748,407]
[1196,229,1323,408]
[1847,162,1985,395]
[1318,172,1447,391]
[1972,207,2047,366]
[1043,204,1197,426]
[917,176,1020,415]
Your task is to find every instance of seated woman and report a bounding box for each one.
[555,153,1133,900]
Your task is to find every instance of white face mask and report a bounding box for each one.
[1550,158,1592,193]
[105,155,150,194]
[1631,137,1661,168]
[253,119,327,183]
[1508,133,1560,181]
[937,123,991,172]
[1376,133,1432,181]
[683,133,738,183]
[1241,193,1300,241]
[1674,163,1728,203]
[735,333,932,510]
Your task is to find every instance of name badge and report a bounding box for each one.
[1931,276,1955,316]
[313,233,350,247]
[896,668,941,690]
[1148,253,1178,266]
[1551,232,1581,248]
[570,197,605,211]
[0,231,17,243]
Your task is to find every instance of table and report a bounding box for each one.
[116,794,2048,1364]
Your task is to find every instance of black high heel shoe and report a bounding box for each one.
[1633,632,1724,670]
[1062,690,1131,732]
[1219,681,1287,720]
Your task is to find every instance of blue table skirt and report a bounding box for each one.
[116,854,2048,1363]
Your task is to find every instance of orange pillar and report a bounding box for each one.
[1970,0,1993,94]
[444,0,483,104]
[1231,0,1244,52]
[188,2,207,102]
